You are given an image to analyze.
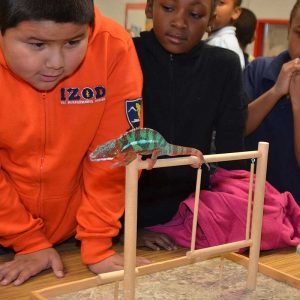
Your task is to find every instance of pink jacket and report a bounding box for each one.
[148,168,300,250]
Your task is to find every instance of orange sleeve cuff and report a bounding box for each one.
[80,237,116,265]
[11,231,52,255]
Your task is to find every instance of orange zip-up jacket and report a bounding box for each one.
[0,8,143,264]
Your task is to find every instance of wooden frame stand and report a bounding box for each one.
[31,142,269,299]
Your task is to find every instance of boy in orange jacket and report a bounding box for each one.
[0,0,147,286]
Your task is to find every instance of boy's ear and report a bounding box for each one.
[231,7,242,22]
[145,0,154,19]
[207,10,217,33]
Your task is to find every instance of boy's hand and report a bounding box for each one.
[0,248,64,286]
[136,229,177,251]
[88,253,150,274]
[273,58,300,98]
[289,71,300,110]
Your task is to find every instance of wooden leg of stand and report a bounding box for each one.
[246,160,255,240]
[247,142,269,289]
[123,158,139,300]
[219,256,225,282]
[114,281,119,300]
[190,168,202,252]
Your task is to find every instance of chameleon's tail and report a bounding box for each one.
[167,144,209,169]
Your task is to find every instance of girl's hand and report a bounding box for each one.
[136,229,177,251]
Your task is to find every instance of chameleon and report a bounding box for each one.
[89,127,209,169]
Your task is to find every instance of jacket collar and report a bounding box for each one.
[139,29,205,61]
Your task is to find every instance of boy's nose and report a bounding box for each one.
[171,12,188,29]
[45,49,64,69]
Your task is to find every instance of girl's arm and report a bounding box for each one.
[246,58,300,135]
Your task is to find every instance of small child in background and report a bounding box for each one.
[235,7,257,66]
[244,0,300,205]
[132,0,247,251]
[206,0,245,69]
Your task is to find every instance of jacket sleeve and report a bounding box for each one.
[0,167,52,253]
[215,54,247,169]
[76,35,143,264]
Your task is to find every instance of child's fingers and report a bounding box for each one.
[50,253,64,278]
[0,262,24,285]
[13,268,36,286]
[155,237,177,251]
[144,240,160,251]
[158,235,178,250]
[136,256,151,266]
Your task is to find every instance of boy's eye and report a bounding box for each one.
[162,4,174,12]
[67,40,81,47]
[29,42,45,48]
[190,12,201,19]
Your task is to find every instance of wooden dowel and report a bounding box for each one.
[138,151,260,170]
[247,142,269,289]
[190,168,202,252]
[123,158,139,300]
[114,281,119,300]
[219,256,225,282]
[97,270,126,284]
[186,240,252,259]
[246,160,255,240]
[30,276,100,299]
[30,292,48,300]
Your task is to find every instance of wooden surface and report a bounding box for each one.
[225,248,300,288]
[0,242,187,300]
[1,243,299,300]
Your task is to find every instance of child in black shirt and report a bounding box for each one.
[134,0,247,250]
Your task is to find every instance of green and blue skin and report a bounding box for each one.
[89,128,208,169]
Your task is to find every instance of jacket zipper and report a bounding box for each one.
[38,92,47,217]
[169,54,175,143]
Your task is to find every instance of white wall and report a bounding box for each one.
[244,0,295,20]
[95,0,125,25]
[95,0,297,26]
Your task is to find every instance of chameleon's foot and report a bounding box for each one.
[146,158,156,170]
[191,156,210,170]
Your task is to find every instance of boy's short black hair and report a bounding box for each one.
[0,0,95,34]
[235,8,257,48]
[290,0,300,23]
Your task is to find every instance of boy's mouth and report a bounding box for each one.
[40,74,62,82]
[166,33,187,44]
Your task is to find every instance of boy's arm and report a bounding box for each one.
[76,35,143,267]
[245,58,300,136]
[0,167,63,286]
[289,72,300,166]
[0,168,52,253]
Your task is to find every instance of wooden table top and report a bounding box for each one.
[0,242,187,300]
[1,243,299,300]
